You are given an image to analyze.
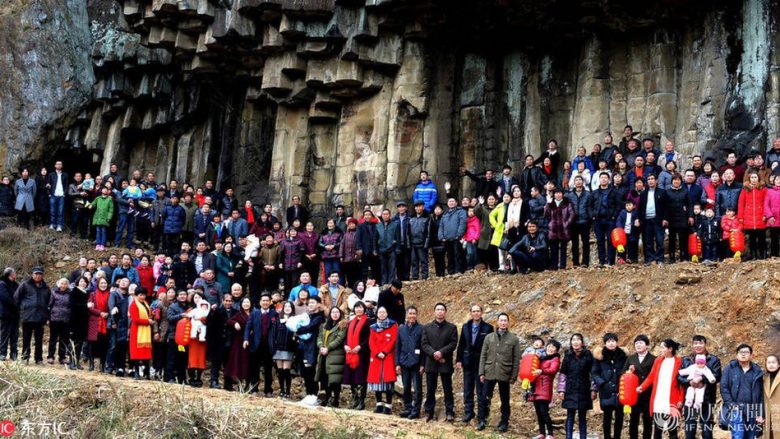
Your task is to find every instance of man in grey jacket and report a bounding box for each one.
[14,267,50,364]
[477,313,521,432]
[438,198,467,275]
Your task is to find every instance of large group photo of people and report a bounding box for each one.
[0,125,779,438]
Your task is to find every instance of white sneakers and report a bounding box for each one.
[299,395,319,406]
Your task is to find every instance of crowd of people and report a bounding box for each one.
[0,127,778,437]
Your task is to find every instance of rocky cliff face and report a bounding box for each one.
[3,0,780,221]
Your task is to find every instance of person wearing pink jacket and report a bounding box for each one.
[463,207,481,270]
[764,176,780,257]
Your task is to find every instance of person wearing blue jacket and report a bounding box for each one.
[412,171,438,212]
[438,198,467,275]
[243,294,278,396]
[720,344,764,439]
[297,296,325,405]
[396,306,424,419]
[162,194,186,255]
[111,253,140,286]
[375,209,400,285]
[572,146,595,174]
[114,180,136,249]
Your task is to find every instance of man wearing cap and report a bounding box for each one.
[393,202,412,281]
[0,267,19,361]
[13,267,50,364]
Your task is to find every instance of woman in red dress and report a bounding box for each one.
[224,297,252,391]
[129,286,153,379]
[367,306,398,414]
[87,276,111,372]
[187,291,209,387]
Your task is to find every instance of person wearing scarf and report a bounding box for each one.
[344,302,374,410]
[368,306,398,414]
[129,286,153,379]
[316,306,347,407]
[87,277,111,372]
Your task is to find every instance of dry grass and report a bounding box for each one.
[0,362,371,438]
[0,225,89,278]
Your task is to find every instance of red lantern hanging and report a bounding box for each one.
[729,229,745,260]
[619,370,639,414]
[688,233,702,262]
[518,354,540,390]
[175,318,191,352]
[611,228,627,253]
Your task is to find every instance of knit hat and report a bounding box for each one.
[347,217,358,226]
[695,354,706,364]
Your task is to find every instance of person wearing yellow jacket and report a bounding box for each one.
[489,194,511,271]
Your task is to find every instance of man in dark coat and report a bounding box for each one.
[207,293,237,388]
[0,267,20,361]
[461,168,499,199]
[396,306,423,419]
[455,304,494,423]
[285,195,309,228]
[720,344,764,436]
[243,294,278,396]
[663,174,694,263]
[678,335,721,439]
[377,279,405,323]
[623,334,656,439]
[13,267,49,364]
[421,303,459,422]
[355,210,379,280]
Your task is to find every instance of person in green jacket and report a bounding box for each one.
[91,186,114,251]
[477,313,521,432]
[316,306,347,407]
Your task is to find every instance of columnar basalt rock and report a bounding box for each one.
[4,0,780,225]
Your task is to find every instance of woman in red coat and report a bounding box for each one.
[136,255,156,294]
[529,340,561,438]
[637,339,683,439]
[224,297,251,391]
[367,306,398,414]
[87,277,111,372]
[128,286,153,378]
[738,172,768,259]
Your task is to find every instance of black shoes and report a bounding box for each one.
[399,410,411,418]
[497,422,508,432]
[445,413,454,423]
[476,421,486,431]
[407,412,420,419]
[425,412,435,422]
[374,403,384,413]
[462,414,474,423]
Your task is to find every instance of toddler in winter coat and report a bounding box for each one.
[463,207,481,270]
[720,207,742,257]
[678,354,716,410]
[522,337,547,401]
[614,199,641,263]
[696,207,721,261]
[189,298,210,342]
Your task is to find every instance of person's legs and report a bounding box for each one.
[462,369,476,419]
[441,372,454,416]
[533,400,546,435]
[432,249,446,277]
[770,228,780,257]
[49,196,56,227]
[539,400,553,435]
[424,372,437,416]
[401,367,413,414]
[594,220,609,265]
[261,347,274,394]
[603,407,614,439]
[478,379,496,424]
[566,408,576,439]
[445,241,456,275]
[577,408,588,439]
[497,380,510,426]
[33,323,44,363]
[614,407,625,439]
[21,322,32,361]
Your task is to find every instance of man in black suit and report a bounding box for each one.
[455,304,494,423]
[285,195,309,227]
[243,294,278,396]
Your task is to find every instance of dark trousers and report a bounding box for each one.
[566,408,589,439]
[165,233,181,256]
[410,246,429,280]
[509,248,546,272]
[47,321,71,361]
[594,219,616,265]
[549,239,569,269]
[424,372,454,415]
[21,322,44,362]
[481,246,499,271]
[301,365,318,395]
[360,253,381,282]
[629,390,653,439]
[341,261,361,289]
[533,400,554,436]
[652,414,679,439]
[115,212,135,247]
[152,341,167,375]
[111,339,128,372]
[207,340,224,385]
[71,208,89,238]
[432,248,446,277]
[478,379,510,424]
[703,242,719,261]
[668,227,689,262]
[444,240,464,274]
[683,403,714,439]
[16,210,31,229]
[618,239,640,262]
[379,251,397,285]
[166,341,188,383]
[89,336,108,369]
[571,222,591,266]
[603,406,625,439]
[770,227,780,257]
[248,346,273,393]
[746,229,767,259]
[462,369,483,417]
[282,270,299,298]
[0,316,19,360]
[643,217,666,263]
[401,366,423,414]
[396,246,410,280]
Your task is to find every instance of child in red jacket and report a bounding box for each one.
[720,207,742,258]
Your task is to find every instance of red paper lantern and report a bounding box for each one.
[611,228,627,253]
[730,229,745,260]
[518,354,540,390]
[619,370,639,414]
[175,318,191,352]
[688,233,702,262]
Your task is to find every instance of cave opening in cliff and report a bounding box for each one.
[47,148,102,179]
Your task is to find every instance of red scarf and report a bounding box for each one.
[544,165,553,175]
[245,207,255,224]
[635,166,644,178]
[346,315,368,369]
[95,289,110,335]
